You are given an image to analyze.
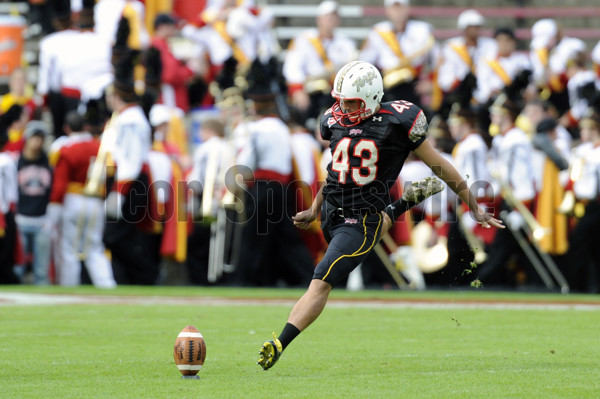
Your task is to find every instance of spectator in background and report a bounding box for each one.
[0,120,19,283]
[1,105,29,160]
[151,14,195,112]
[14,121,52,284]
[0,68,37,118]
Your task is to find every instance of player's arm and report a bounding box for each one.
[292,182,325,229]
[413,138,504,229]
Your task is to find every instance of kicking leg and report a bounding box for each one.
[257,279,331,370]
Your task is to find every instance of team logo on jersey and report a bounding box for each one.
[349,129,363,136]
[352,71,377,93]
[344,217,358,224]
[327,117,336,127]
[372,116,382,122]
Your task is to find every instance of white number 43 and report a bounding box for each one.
[331,138,379,186]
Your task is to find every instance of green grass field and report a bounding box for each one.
[1,286,599,398]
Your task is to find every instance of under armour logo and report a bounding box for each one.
[372,116,382,122]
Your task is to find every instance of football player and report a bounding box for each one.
[257,61,503,370]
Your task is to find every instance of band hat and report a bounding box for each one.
[457,9,485,30]
[531,19,558,49]
[384,0,409,7]
[317,1,338,16]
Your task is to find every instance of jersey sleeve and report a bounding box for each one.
[407,110,428,149]
[388,101,428,150]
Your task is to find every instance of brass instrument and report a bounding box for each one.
[83,113,118,198]
[382,35,435,89]
[558,155,586,217]
[455,206,488,265]
[492,169,550,243]
[411,221,449,273]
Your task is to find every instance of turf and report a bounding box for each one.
[1,287,599,398]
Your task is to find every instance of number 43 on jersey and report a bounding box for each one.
[331,138,378,186]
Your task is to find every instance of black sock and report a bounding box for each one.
[278,323,301,351]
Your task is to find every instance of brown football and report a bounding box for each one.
[173,325,206,376]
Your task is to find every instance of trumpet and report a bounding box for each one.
[83,113,118,198]
[382,35,435,89]
[501,182,550,242]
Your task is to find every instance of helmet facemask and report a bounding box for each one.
[331,98,369,127]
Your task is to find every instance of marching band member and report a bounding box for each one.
[283,1,356,127]
[186,118,235,284]
[436,9,496,109]
[359,0,435,106]
[477,95,537,286]
[563,51,600,128]
[474,27,531,105]
[233,60,314,287]
[37,0,78,138]
[531,118,569,257]
[566,111,600,292]
[446,106,495,282]
[56,0,113,119]
[529,18,586,114]
[47,111,116,288]
[103,51,156,285]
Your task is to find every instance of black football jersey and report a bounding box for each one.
[320,100,428,212]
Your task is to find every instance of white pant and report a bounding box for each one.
[59,194,116,288]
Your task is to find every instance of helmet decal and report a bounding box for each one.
[352,71,378,93]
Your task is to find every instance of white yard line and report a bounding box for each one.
[1,292,599,311]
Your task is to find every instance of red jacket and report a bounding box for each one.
[151,37,194,112]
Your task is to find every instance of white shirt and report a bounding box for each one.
[452,133,492,193]
[359,20,435,72]
[111,105,152,182]
[57,31,112,92]
[475,51,531,104]
[37,29,80,95]
[492,127,536,202]
[290,130,322,186]
[94,0,149,48]
[574,144,600,201]
[0,153,18,214]
[437,36,497,92]
[283,29,357,86]
[237,116,292,176]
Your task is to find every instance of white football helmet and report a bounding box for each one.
[330,61,384,127]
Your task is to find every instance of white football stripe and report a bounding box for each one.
[177,365,203,370]
[178,332,203,338]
